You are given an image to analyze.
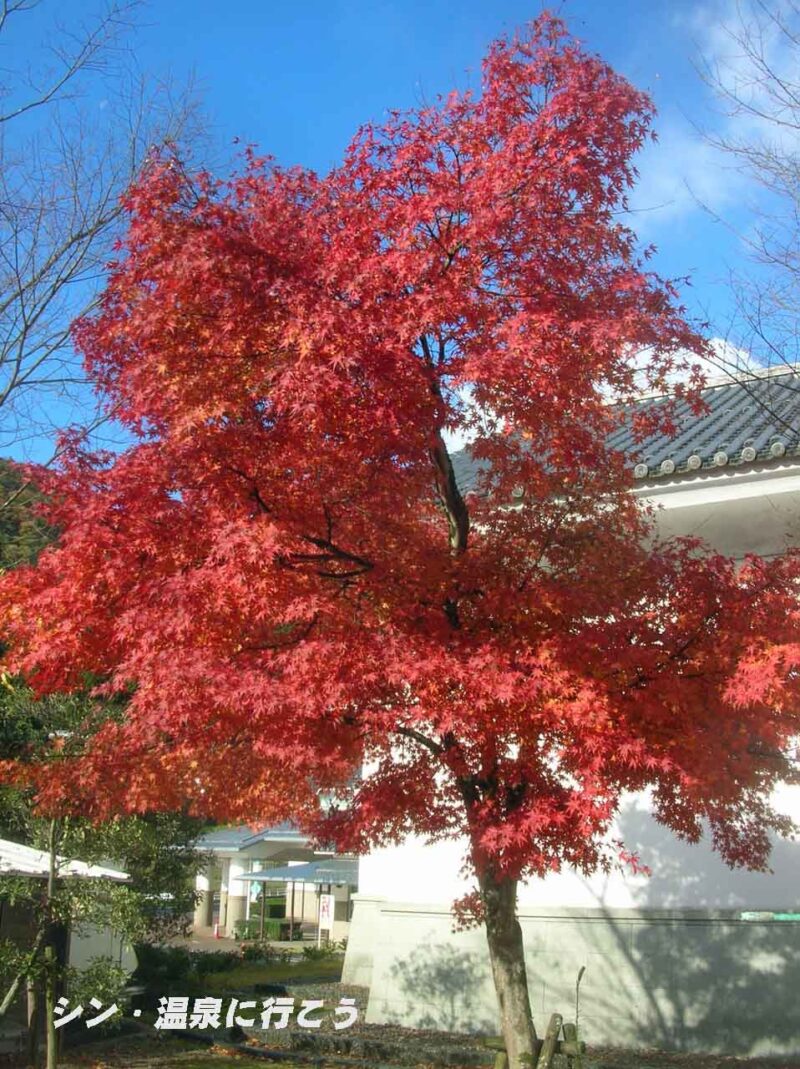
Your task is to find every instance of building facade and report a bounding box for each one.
[343,370,800,1056]
[193,824,355,941]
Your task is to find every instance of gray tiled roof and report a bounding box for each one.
[240,823,308,848]
[197,823,308,851]
[610,373,800,481]
[452,448,489,495]
[451,372,800,491]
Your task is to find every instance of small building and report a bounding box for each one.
[0,838,134,1058]
[193,824,357,940]
[0,837,134,970]
[238,857,358,943]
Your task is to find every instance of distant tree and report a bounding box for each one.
[699,1,800,378]
[0,682,203,942]
[0,458,202,1068]
[0,460,54,569]
[2,17,800,1068]
[0,681,203,1069]
[0,0,200,458]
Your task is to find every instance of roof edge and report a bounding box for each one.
[626,361,800,404]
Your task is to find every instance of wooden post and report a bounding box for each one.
[535,1013,562,1069]
[560,1021,581,1064]
[484,1029,584,1069]
[289,881,295,941]
[259,883,266,940]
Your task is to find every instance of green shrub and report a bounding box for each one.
[65,956,128,1032]
[133,943,193,990]
[132,943,241,994]
[301,943,338,962]
[233,918,260,941]
[266,919,286,941]
[235,915,304,942]
[194,949,241,974]
[240,939,276,963]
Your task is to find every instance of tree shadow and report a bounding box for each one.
[567,803,800,1055]
[388,942,496,1032]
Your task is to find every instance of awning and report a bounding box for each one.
[196,822,312,852]
[235,857,358,886]
[0,838,129,881]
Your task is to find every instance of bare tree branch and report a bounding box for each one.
[0,1,203,455]
[693,1,800,436]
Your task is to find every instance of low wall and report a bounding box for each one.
[341,895,386,987]
[344,897,800,1055]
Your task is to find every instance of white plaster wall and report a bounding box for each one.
[359,784,800,912]
[640,465,800,559]
[358,468,800,912]
[69,925,137,974]
[360,899,800,1054]
[341,895,384,986]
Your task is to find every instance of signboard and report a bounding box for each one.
[317,892,336,949]
[319,893,335,931]
[741,911,800,922]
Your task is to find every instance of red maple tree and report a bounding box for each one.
[3,18,800,1065]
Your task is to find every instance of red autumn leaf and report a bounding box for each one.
[2,16,799,1065]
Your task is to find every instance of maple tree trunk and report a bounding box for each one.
[479,870,538,1069]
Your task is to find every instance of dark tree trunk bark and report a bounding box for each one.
[44,820,57,1069]
[26,979,40,1067]
[479,869,538,1069]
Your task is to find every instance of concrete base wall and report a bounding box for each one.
[342,895,385,987]
[348,899,800,1056]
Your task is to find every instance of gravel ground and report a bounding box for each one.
[40,974,800,1069]
[235,980,800,1069]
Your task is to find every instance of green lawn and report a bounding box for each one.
[201,956,342,994]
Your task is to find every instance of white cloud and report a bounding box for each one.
[630,1,800,234]
[703,335,761,377]
[628,121,740,231]
[607,337,760,401]
[688,0,800,148]
[686,0,800,180]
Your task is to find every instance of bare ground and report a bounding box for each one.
[244,981,800,1068]
[37,975,800,1069]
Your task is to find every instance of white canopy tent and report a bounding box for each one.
[0,838,129,881]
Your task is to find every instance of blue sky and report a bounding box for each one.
[124,0,756,328]
[3,0,779,459]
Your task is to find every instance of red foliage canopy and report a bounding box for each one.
[3,17,799,884]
